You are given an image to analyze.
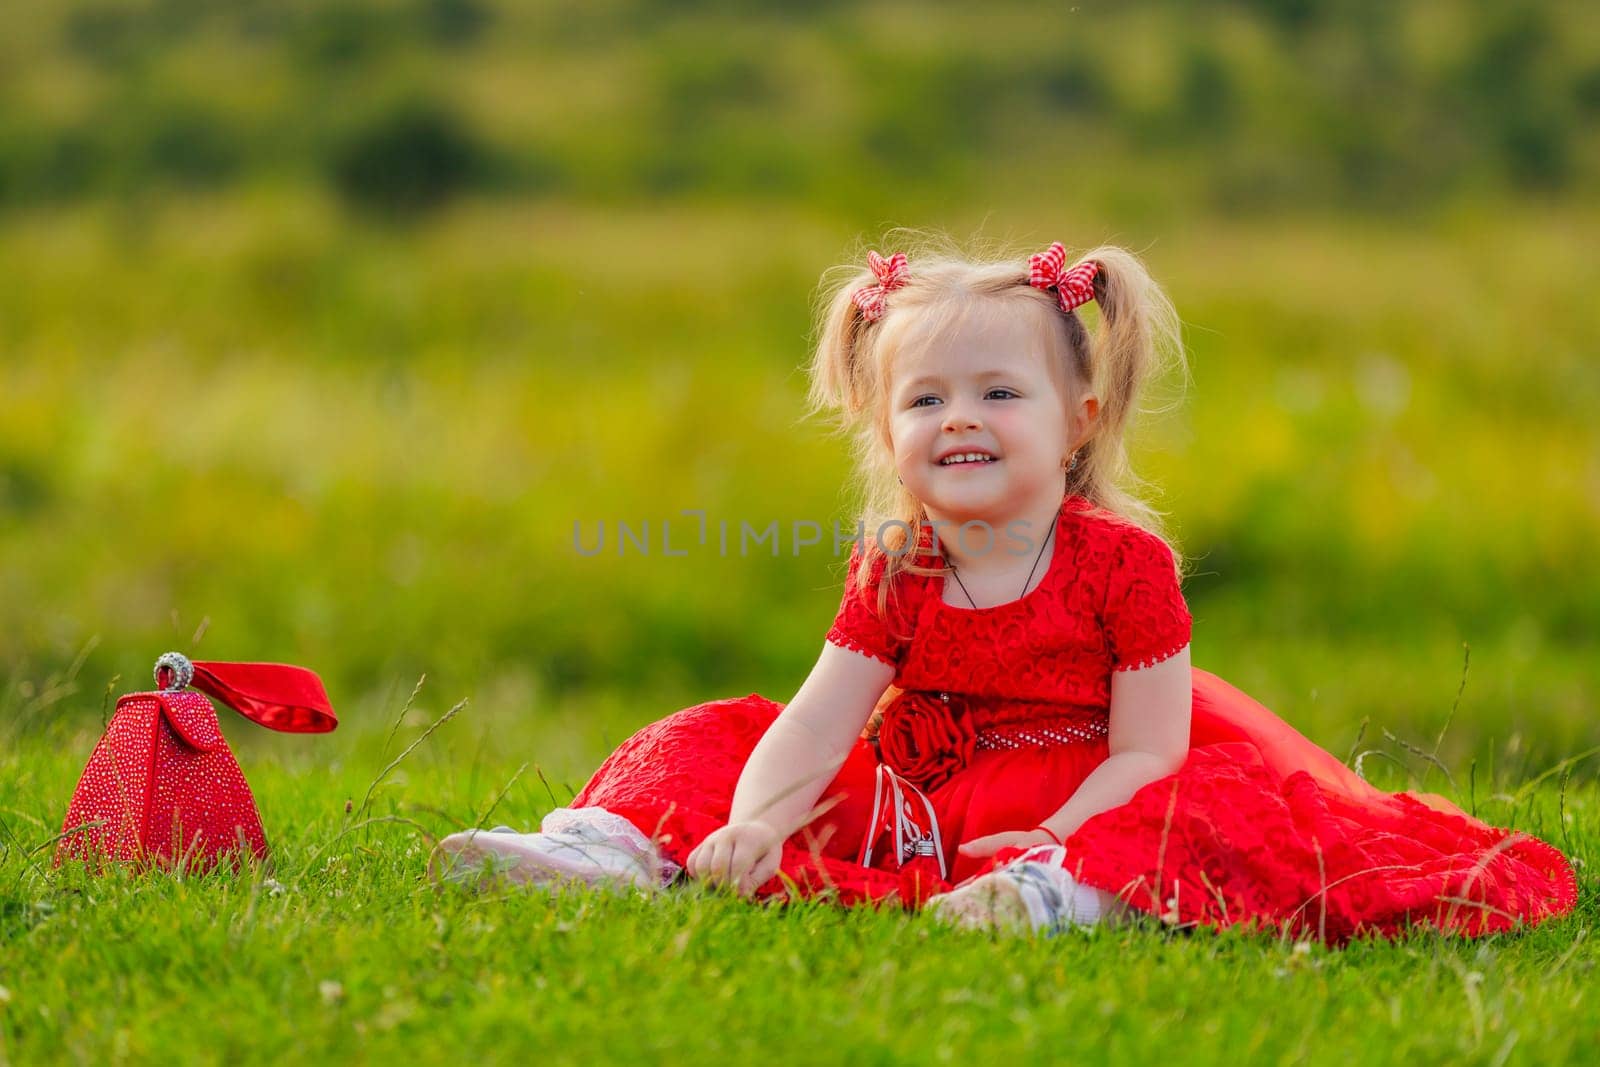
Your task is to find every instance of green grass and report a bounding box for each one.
[2,675,1596,1065]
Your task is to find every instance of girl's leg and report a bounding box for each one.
[572,693,881,873]
[433,693,893,898]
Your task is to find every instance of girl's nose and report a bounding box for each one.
[942,406,981,432]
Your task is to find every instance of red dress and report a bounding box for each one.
[574,492,1577,942]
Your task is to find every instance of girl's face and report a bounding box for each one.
[887,306,1089,527]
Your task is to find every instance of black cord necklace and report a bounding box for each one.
[946,502,1062,609]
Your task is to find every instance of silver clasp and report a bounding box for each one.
[154,651,194,692]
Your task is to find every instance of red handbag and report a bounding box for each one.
[56,652,336,873]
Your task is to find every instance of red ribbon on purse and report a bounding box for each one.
[172,660,339,734]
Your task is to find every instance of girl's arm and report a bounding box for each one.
[687,641,895,893]
[959,645,1192,858]
[730,641,894,832]
[1039,645,1192,838]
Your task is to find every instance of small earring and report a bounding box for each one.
[1064,452,1078,473]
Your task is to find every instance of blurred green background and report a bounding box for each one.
[1,0,1596,792]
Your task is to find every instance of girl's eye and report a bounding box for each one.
[986,388,1018,400]
[910,395,941,408]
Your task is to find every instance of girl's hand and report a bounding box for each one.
[957,828,1057,859]
[686,820,784,897]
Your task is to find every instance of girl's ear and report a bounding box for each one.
[1073,393,1101,449]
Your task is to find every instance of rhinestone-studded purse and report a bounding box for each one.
[56,652,337,872]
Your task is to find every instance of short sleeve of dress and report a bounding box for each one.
[824,543,908,668]
[1102,525,1192,672]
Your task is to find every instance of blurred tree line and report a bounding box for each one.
[0,0,1596,218]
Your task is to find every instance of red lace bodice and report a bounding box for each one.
[824,493,1192,730]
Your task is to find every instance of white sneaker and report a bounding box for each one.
[928,845,1115,935]
[430,807,681,891]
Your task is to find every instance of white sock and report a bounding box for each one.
[1001,845,1109,933]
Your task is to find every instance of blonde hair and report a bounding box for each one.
[805,230,1189,622]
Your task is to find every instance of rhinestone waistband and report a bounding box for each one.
[973,717,1109,752]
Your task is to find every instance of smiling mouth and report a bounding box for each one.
[938,453,998,466]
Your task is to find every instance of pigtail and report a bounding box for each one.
[805,271,878,421]
[805,249,946,623]
[1071,245,1190,578]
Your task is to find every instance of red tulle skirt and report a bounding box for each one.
[573,667,1577,942]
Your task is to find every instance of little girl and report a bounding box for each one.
[435,238,1577,942]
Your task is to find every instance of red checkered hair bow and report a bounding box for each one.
[850,251,909,323]
[1028,242,1099,313]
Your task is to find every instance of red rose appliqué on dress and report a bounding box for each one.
[876,691,977,792]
